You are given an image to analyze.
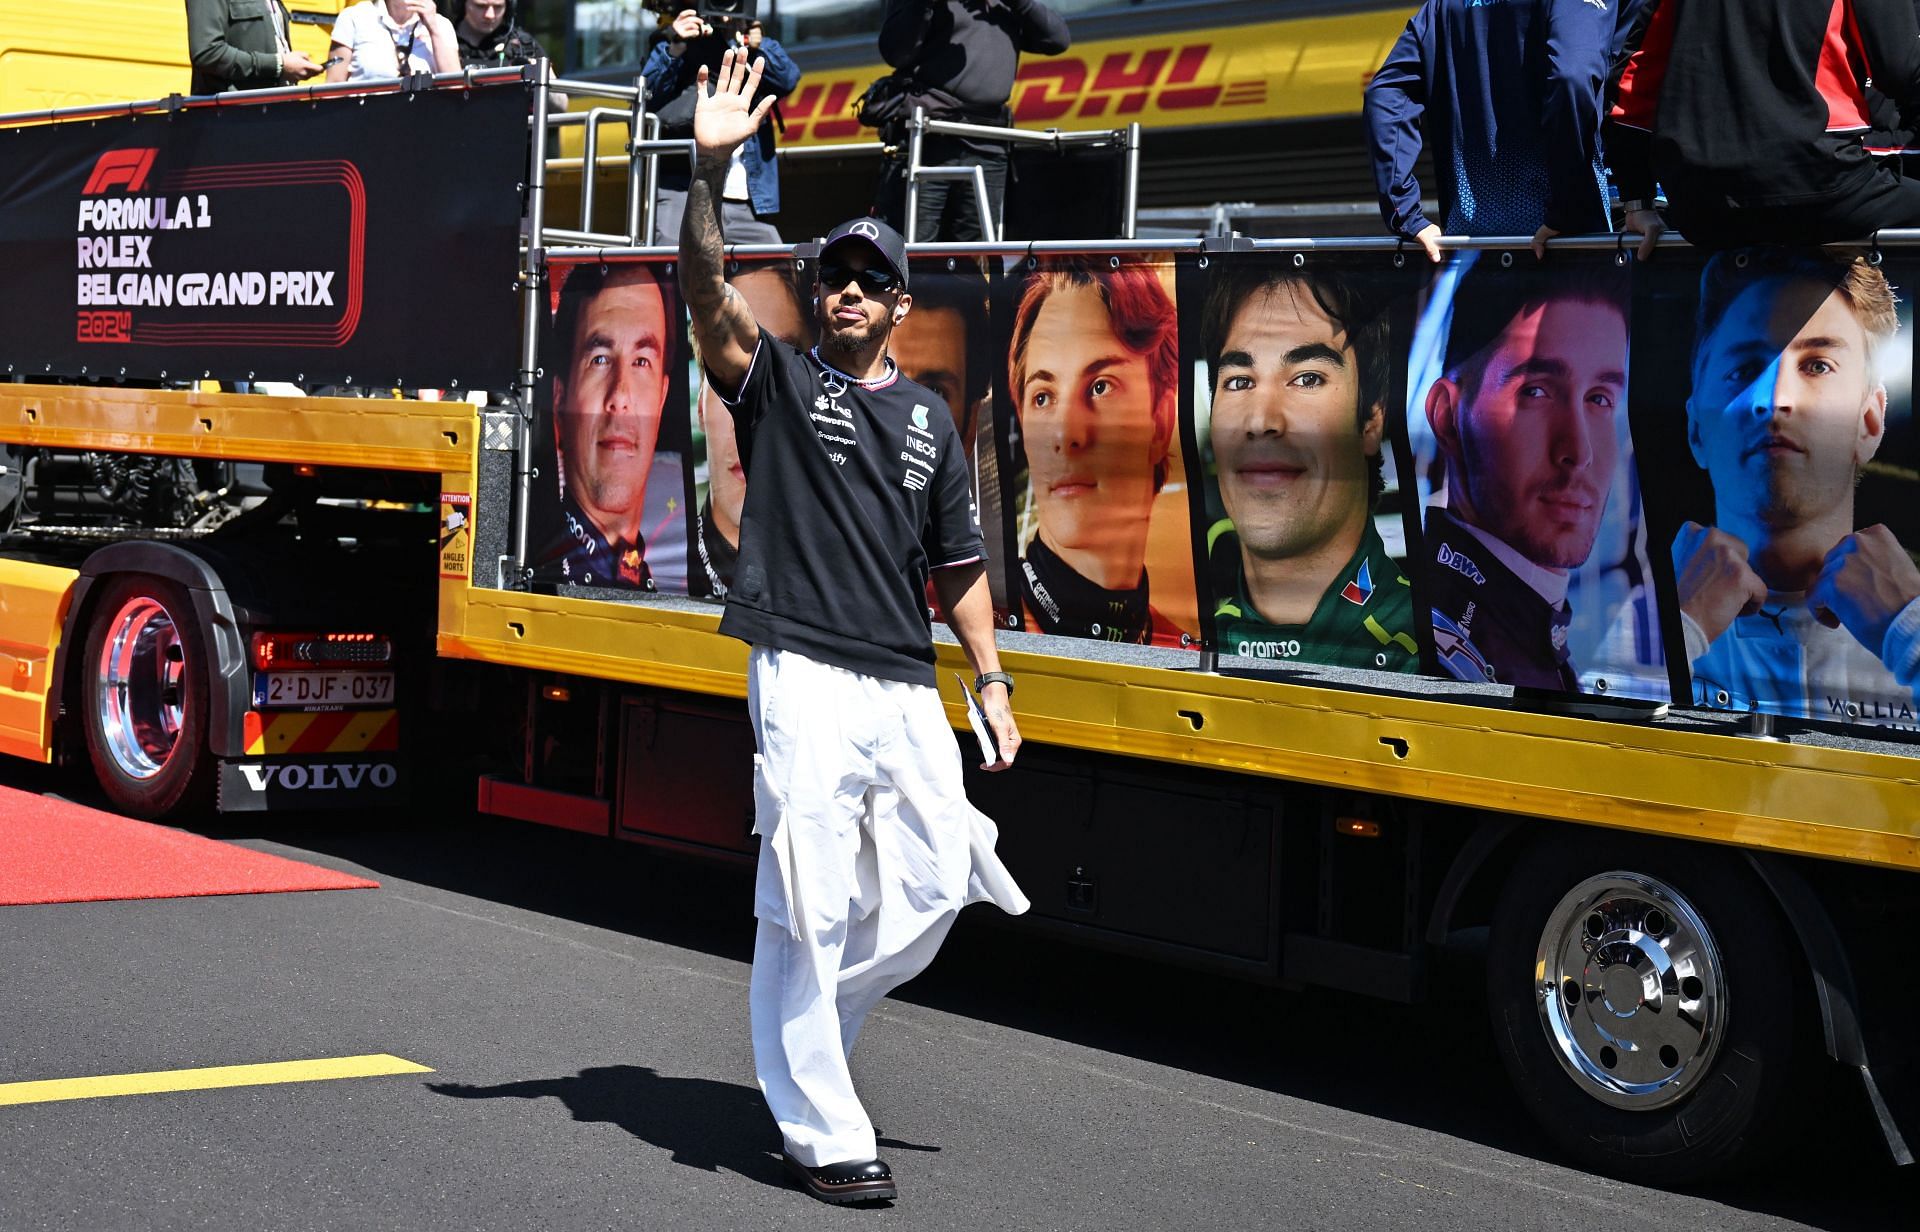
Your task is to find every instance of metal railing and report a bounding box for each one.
[780,141,889,161]
[902,108,1142,243]
[524,95,1145,252]
[1135,201,1421,239]
[514,63,554,581]
[536,75,710,248]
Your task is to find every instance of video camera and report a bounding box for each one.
[696,0,757,21]
[644,0,759,26]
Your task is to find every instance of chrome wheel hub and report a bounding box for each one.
[1534,872,1727,1110]
[96,596,187,781]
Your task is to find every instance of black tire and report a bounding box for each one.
[80,573,215,819]
[1486,831,1812,1186]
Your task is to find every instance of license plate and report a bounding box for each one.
[253,670,395,709]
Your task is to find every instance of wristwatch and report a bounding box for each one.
[973,672,1014,696]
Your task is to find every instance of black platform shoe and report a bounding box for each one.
[782,1154,897,1204]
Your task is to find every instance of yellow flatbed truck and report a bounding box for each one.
[2,67,1916,1189]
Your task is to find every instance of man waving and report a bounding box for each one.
[678,50,1029,1206]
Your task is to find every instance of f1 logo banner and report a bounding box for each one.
[0,82,527,388]
[80,148,157,195]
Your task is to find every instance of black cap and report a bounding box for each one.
[820,217,909,289]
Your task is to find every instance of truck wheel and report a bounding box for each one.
[81,574,214,819]
[1487,833,1808,1185]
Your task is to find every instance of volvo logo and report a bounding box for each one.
[233,762,398,791]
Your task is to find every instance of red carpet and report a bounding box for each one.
[0,786,377,905]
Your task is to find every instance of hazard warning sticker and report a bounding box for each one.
[439,492,472,580]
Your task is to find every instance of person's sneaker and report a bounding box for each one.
[782,1154,897,1204]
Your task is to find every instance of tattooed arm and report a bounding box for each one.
[679,49,776,397]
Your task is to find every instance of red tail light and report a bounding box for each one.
[250,631,393,669]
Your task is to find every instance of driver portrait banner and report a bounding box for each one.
[0,83,526,388]
[1632,247,1920,731]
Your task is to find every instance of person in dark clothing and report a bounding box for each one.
[644,11,799,243]
[680,50,1027,1205]
[1860,5,1920,172]
[1610,0,1920,248]
[447,0,546,68]
[1364,0,1650,262]
[875,0,1071,242]
[185,0,322,94]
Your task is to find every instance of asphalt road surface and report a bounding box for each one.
[1,759,1911,1232]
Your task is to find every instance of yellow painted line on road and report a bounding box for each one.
[0,1054,433,1107]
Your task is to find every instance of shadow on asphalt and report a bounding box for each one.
[424,1066,938,1192]
[20,760,1914,1231]
[428,1066,787,1188]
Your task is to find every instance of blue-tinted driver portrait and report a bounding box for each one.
[1676,251,1920,727]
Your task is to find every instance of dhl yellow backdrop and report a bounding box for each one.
[0,1,347,115]
[5,5,1417,139]
[779,8,1415,148]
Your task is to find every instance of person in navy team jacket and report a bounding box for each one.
[1365,0,1655,261]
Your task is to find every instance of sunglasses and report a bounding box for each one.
[819,263,899,294]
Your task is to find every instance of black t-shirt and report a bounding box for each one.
[713,329,984,686]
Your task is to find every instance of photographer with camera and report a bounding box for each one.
[871,0,1071,241]
[643,4,799,244]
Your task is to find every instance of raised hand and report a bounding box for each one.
[692,48,776,162]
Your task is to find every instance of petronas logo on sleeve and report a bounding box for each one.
[912,405,929,431]
[1339,559,1375,607]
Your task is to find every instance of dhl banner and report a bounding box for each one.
[779,9,1414,148]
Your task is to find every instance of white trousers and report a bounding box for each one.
[746,647,1027,1168]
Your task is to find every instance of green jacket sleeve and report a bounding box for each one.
[186,0,283,89]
